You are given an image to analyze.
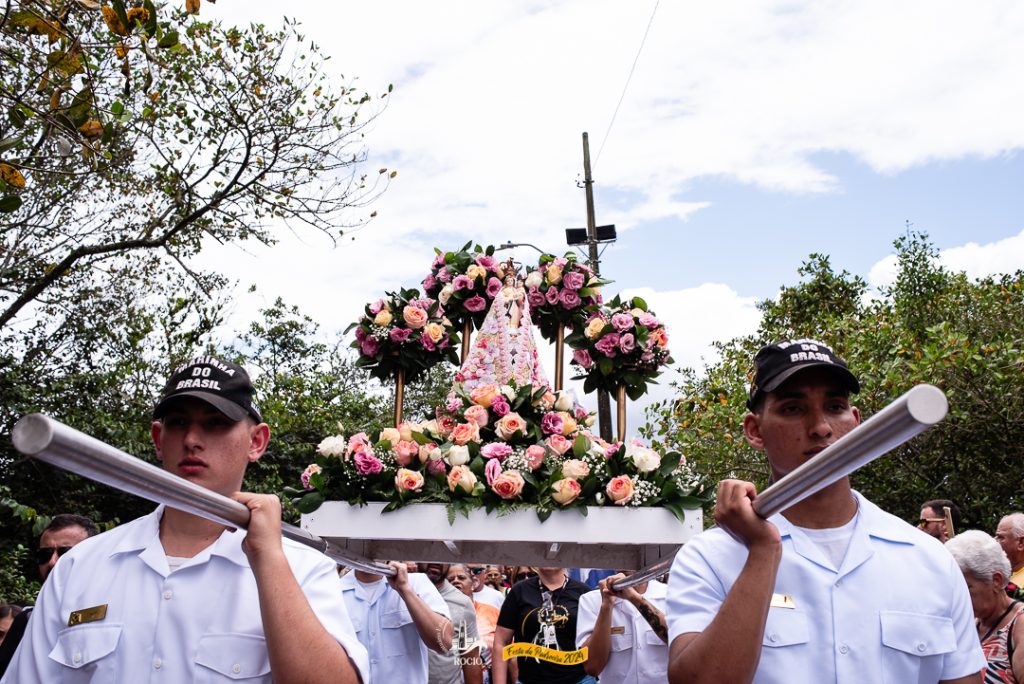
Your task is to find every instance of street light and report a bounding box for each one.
[495,241,548,256]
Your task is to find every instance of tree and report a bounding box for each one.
[1,0,390,331]
[643,232,1024,530]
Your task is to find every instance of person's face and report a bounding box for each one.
[468,564,486,590]
[995,519,1023,562]
[447,566,473,597]
[37,525,90,581]
[0,615,12,647]
[743,368,860,481]
[918,507,946,541]
[424,563,447,585]
[152,398,269,497]
[962,571,1003,621]
[484,566,503,588]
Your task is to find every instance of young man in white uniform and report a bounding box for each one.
[666,339,985,684]
[576,571,669,683]
[1,356,369,683]
[341,560,452,683]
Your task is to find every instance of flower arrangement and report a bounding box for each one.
[566,295,673,400]
[288,381,705,523]
[422,242,506,331]
[347,287,460,383]
[524,252,608,342]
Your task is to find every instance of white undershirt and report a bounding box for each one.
[797,512,858,570]
[166,555,190,573]
[356,576,386,603]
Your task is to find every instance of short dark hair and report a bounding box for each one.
[44,514,99,539]
[922,499,961,529]
[0,604,22,620]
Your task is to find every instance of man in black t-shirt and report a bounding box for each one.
[493,566,594,684]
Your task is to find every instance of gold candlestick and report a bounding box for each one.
[554,323,564,390]
[460,320,472,364]
[616,384,627,442]
[393,366,405,426]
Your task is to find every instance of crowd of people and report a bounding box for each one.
[2,343,1023,683]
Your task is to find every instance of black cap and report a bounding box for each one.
[153,356,262,422]
[747,339,859,410]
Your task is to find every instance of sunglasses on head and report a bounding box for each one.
[470,567,485,575]
[35,546,73,565]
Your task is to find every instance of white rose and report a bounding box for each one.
[630,308,645,318]
[316,435,347,458]
[445,444,471,466]
[562,459,590,479]
[525,271,543,289]
[439,284,455,305]
[554,391,574,412]
[501,385,516,401]
[626,440,661,473]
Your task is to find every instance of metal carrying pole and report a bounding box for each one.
[11,414,396,577]
[610,384,948,591]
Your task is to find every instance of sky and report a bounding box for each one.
[198,0,1024,430]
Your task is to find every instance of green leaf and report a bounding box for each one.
[111,0,130,30]
[598,358,613,376]
[0,195,23,213]
[158,31,179,49]
[572,433,588,457]
[8,107,27,129]
[295,491,324,514]
[631,296,648,311]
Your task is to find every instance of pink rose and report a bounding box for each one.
[422,274,438,292]
[485,458,503,486]
[360,337,381,357]
[447,465,478,494]
[426,458,447,476]
[464,295,487,312]
[395,468,425,493]
[486,277,502,298]
[354,451,383,475]
[594,333,620,357]
[527,288,545,308]
[389,327,412,344]
[437,269,452,283]
[436,415,458,438]
[559,289,581,309]
[433,253,446,268]
[453,274,473,291]
[300,463,321,490]
[420,332,436,351]
[450,421,481,445]
[545,287,560,305]
[393,439,420,466]
[546,434,572,456]
[606,475,635,505]
[541,412,564,436]
[418,442,441,463]
[470,384,500,408]
[476,255,497,270]
[464,404,489,427]
[562,271,585,290]
[494,412,527,441]
[551,478,582,505]
[619,333,636,353]
[572,349,593,369]
[492,471,525,500]
[446,394,464,413]
[611,312,634,332]
[490,395,510,417]
[403,305,428,329]
[481,442,513,461]
[525,444,546,469]
[368,299,385,314]
[639,312,660,328]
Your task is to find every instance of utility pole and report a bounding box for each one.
[581,132,613,441]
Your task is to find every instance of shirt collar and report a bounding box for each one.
[106,505,250,568]
[771,490,918,544]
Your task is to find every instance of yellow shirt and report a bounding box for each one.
[1010,566,1024,589]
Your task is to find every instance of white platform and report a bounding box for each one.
[302,502,702,569]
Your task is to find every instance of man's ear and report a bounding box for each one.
[151,421,164,462]
[743,413,765,450]
[248,423,271,463]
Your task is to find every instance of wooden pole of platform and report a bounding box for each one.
[393,366,405,426]
[554,323,564,390]
[460,319,472,364]
[616,384,627,443]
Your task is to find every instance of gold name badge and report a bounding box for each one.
[610,626,626,635]
[68,604,108,627]
[770,594,796,609]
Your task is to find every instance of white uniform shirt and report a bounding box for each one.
[473,584,504,611]
[341,570,451,684]
[575,579,669,684]
[0,506,369,684]
[667,491,985,684]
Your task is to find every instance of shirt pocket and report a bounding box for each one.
[381,608,417,656]
[879,611,956,684]
[49,623,123,682]
[609,624,634,652]
[762,607,810,648]
[195,633,271,682]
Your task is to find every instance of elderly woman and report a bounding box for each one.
[947,530,1024,682]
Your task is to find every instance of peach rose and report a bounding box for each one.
[373,309,393,326]
[584,318,606,339]
[606,475,635,505]
[464,405,489,428]
[398,421,417,441]
[494,412,527,441]
[650,328,669,347]
[402,305,429,329]
[419,442,442,463]
[425,321,445,343]
[395,468,425,493]
[525,444,547,469]
[466,264,487,281]
[546,264,563,285]
[450,421,481,446]
[393,439,420,466]
[447,465,478,494]
[551,477,581,505]
[379,427,400,444]
[545,434,572,456]
[470,384,500,408]
[559,412,578,436]
[562,459,590,480]
[491,471,526,500]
